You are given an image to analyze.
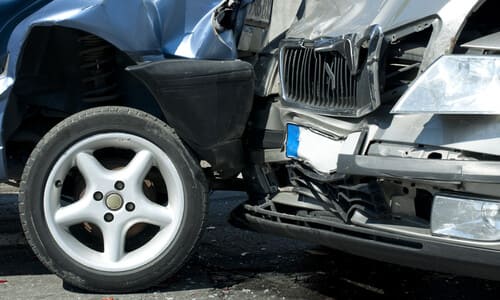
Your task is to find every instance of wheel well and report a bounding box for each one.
[4,26,164,179]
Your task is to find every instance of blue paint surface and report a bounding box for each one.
[286,124,300,159]
[0,0,254,179]
[0,0,53,69]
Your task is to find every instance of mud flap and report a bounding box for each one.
[127,59,255,177]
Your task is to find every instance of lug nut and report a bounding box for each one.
[93,191,103,201]
[104,213,114,222]
[114,181,125,190]
[125,202,135,212]
[55,180,63,188]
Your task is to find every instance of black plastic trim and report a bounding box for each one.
[127,59,255,177]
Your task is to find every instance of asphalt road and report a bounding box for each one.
[1,188,500,299]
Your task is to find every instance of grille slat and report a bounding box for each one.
[306,48,312,103]
[291,50,297,98]
[348,62,356,108]
[315,52,320,105]
[285,49,292,99]
[297,49,302,101]
[336,56,341,108]
[320,53,326,106]
[301,49,307,101]
[343,57,347,108]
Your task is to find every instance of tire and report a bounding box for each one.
[19,106,208,292]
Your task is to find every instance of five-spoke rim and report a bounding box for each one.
[43,133,184,272]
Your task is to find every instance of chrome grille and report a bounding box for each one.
[279,29,383,117]
[281,47,361,111]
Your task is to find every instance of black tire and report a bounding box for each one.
[19,106,208,292]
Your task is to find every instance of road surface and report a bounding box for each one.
[1,188,500,299]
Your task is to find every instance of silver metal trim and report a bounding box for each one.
[462,32,500,52]
[278,25,384,118]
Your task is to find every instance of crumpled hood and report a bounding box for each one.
[287,0,450,40]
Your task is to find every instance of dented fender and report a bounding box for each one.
[2,0,254,93]
[7,0,242,71]
[0,0,254,179]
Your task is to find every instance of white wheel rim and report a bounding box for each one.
[43,133,185,272]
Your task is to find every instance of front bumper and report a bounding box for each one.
[232,201,500,281]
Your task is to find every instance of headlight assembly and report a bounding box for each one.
[392,55,500,114]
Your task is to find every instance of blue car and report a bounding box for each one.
[3,0,500,293]
[1,0,262,292]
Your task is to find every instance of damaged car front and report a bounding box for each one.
[237,0,500,281]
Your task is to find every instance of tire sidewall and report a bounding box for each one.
[20,107,207,292]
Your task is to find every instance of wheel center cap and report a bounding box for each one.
[105,193,123,211]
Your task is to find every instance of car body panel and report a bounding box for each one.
[0,0,53,71]
[6,0,241,68]
[0,0,256,179]
[285,0,484,73]
[287,0,449,40]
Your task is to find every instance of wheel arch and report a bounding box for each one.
[3,25,167,179]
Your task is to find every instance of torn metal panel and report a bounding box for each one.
[419,0,485,71]
[0,0,255,179]
[286,0,482,71]
[6,0,238,69]
[286,0,449,40]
